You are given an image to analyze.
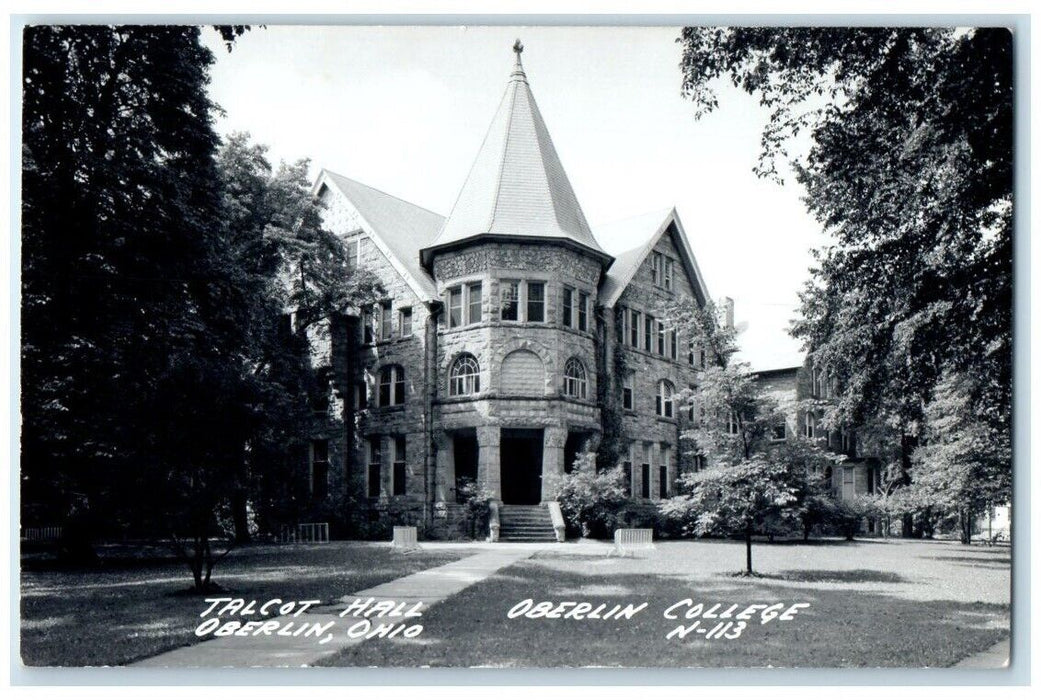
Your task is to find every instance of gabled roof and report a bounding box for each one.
[421,47,609,268]
[595,207,711,308]
[315,169,443,302]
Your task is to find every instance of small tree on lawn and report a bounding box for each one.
[686,457,800,574]
[656,299,840,571]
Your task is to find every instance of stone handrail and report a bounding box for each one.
[546,501,566,542]
[488,500,500,542]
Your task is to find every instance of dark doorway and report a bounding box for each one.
[454,432,478,504]
[564,431,590,473]
[501,428,544,504]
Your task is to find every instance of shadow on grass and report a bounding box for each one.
[318,558,1010,669]
[928,555,1011,568]
[20,544,474,667]
[759,569,906,584]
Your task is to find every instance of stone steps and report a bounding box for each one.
[498,504,558,542]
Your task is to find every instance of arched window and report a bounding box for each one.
[656,380,674,418]
[379,365,405,406]
[449,354,480,396]
[563,357,587,399]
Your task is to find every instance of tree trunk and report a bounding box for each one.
[960,509,973,544]
[745,526,753,574]
[232,489,251,544]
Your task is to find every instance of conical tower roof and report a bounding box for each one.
[421,41,610,268]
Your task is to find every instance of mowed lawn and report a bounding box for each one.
[319,538,1011,668]
[20,542,475,667]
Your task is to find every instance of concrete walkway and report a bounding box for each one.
[952,637,1010,669]
[133,548,535,667]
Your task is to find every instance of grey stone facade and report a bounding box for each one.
[298,46,717,538]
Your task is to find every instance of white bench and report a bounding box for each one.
[281,522,329,543]
[611,528,655,556]
[21,526,63,542]
[391,526,421,552]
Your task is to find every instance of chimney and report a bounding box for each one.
[721,296,735,329]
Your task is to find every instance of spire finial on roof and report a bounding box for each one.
[510,39,527,82]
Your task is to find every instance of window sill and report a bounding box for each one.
[375,404,406,413]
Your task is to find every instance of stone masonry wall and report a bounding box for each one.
[610,225,705,502]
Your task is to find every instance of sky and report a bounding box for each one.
[201,25,821,370]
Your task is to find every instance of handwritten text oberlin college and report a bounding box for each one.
[506,598,811,640]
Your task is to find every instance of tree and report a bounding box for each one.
[21,26,232,557]
[684,457,800,574]
[907,370,1012,543]
[653,297,839,571]
[20,26,377,591]
[214,133,382,543]
[678,28,1013,516]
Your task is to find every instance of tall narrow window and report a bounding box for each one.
[467,282,482,324]
[688,339,695,366]
[842,467,856,500]
[657,320,665,355]
[693,454,706,472]
[345,239,359,272]
[623,456,634,497]
[362,309,374,345]
[563,357,588,399]
[399,307,413,337]
[659,445,671,499]
[651,252,663,286]
[641,444,652,499]
[449,354,481,396]
[622,372,634,411]
[726,411,740,435]
[367,438,382,499]
[380,301,393,340]
[630,309,641,347]
[669,330,678,360]
[804,413,815,439]
[379,365,405,406]
[664,258,674,291]
[448,287,463,328]
[656,380,674,418]
[645,316,654,352]
[526,282,545,322]
[562,287,574,328]
[393,436,406,496]
[355,381,368,410]
[311,440,329,500]
[500,280,519,321]
[617,306,627,343]
[578,292,589,332]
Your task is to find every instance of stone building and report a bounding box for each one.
[305,45,712,539]
[755,363,883,509]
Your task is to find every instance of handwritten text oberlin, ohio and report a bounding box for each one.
[506,598,811,641]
